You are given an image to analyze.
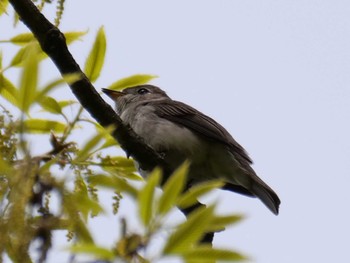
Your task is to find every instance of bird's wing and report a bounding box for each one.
[150,99,281,214]
[150,100,252,164]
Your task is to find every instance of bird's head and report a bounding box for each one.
[102,85,170,114]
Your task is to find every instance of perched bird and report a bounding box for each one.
[102,85,280,215]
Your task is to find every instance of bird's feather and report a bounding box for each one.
[150,99,252,164]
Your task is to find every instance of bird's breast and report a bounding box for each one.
[120,105,203,158]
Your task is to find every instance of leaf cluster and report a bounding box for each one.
[0,26,154,262]
[84,163,245,262]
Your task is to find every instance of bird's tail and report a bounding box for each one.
[250,179,280,215]
[224,176,280,215]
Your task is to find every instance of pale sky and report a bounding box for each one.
[1,1,350,262]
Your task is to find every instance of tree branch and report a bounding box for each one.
[9,0,170,175]
[9,0,215,245]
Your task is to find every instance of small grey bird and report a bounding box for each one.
[102,85,280,215]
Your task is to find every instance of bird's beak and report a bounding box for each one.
[102,88,126,100]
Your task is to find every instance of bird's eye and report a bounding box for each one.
[137,88,149,95]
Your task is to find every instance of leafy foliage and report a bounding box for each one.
[0,4,246,263]
[107,74,158,91]
[84,26,106,83]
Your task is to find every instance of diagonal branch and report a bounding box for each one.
[9,0,215,244]
[9,0,170,175]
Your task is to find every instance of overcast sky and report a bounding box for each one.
[2,1,350,262]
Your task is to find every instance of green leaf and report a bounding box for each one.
[23,119,66,133]
[163,205,215,254]
[74,176,91,220]
[107,74,158,91]
[63,194,94,243]
[102,156,136,171]
[2,31,86,46]
[138,168,161,226]
[76,174,89,197]
[65,31,88,45]
[74,218,94,243]
[10,45,27,67]
[18,44,39,112]
[88,174,138,197]
[0,74,19,108]
[208,214,244,232]
[74,132,105,162]
[58,100,77,108]
[69,244,115,261]
[183,246,246,262]
[158,161,189,215]
[98,136,119,150]
[84,26,106,82]
[99,156,140,180]
[38,96,62,114]
[10,43,43,67]
[36,73,82,102]
[93,123,119,150]
[177,180,224,209]
[0,0,9,16]
[101,166,141,181]
[93,124,119,150]
[72,178,104,221]
[8,33,35,45]
[63,202,94,243]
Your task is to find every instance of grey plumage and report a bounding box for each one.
[102,85,280,215]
